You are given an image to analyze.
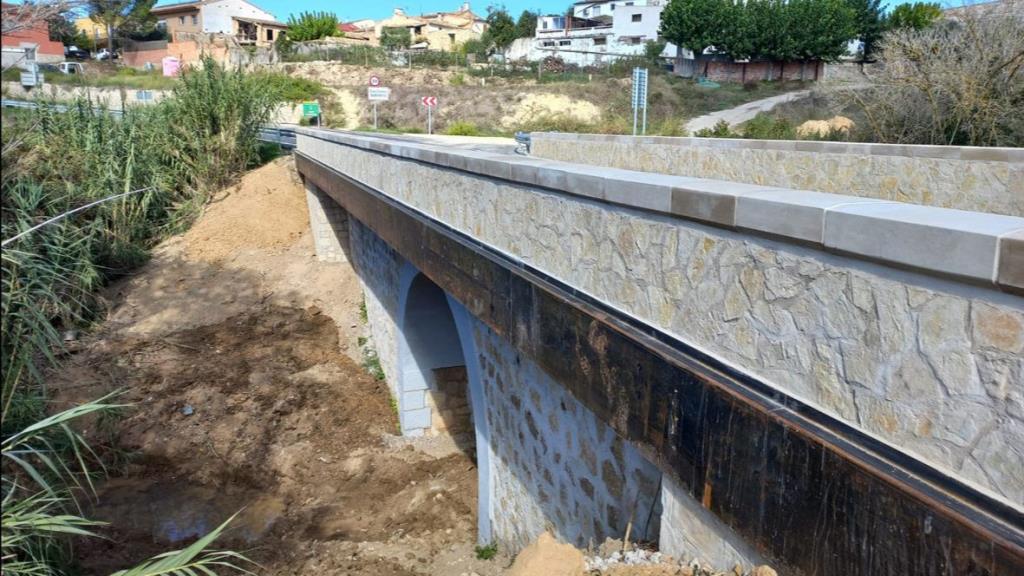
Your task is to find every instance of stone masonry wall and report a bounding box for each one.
[347,217,402,399]
[471,313,663,551]
[531,134,1024,217]
[306,140,1024,507]
[342,211,670,554]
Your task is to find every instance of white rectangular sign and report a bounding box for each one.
[368,87,391,101]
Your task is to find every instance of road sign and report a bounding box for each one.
[368,87,391,101]
[369,75,381,87]
[421,96,438,134]
[302,101,320,118]
[631,67,649,135]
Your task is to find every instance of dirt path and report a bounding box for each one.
[683,90,811,133]
[50,156,509,575]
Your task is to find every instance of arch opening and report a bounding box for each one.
[400,273,476,457]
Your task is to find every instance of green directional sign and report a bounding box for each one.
[302,101,320,118]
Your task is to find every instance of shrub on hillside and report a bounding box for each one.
[851,2,1024,146]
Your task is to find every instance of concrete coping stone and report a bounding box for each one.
[529,132,1024,163]
[293,128,1024,291]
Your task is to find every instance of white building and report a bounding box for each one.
[507,0,675,67]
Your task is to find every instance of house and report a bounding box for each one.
[75,16,111,46]
[508,0,674,66]
[372,3,487,50]
[1,2,65,67]
[150,0,287,45]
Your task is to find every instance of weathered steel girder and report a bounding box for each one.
[296,151,1024,576]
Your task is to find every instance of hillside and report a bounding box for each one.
[266,61,809,136]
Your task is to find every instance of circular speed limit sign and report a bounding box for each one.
[369,75,381,87]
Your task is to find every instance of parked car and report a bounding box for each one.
[65,45,90,60]
[36,62,85,75]
[94,48,119,61]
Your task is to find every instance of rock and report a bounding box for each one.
[508,532,585,576]
[750,566,778,576]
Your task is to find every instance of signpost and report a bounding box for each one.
[302,101,321,126]
[368,76,389,130]
[421,96,438,134]
[631,67,648,136]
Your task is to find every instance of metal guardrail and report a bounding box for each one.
[258,126,297,149]
[1,98,124,116]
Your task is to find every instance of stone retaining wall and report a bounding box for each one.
[531,133,1024,217]
[297,130,1024,508]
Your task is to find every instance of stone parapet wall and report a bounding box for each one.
[296,130,1024,508]
[531,133,1024,217]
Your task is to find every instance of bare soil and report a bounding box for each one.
[50,157,509,575]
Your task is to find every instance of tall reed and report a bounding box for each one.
[1,56,278,573]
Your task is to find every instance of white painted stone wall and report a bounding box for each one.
[298,136,1024,509]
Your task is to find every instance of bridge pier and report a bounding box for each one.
[305,180,350,264]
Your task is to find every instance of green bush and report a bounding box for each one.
[444,121,480,136]
[380,27,411,49]
[742,113,796,139]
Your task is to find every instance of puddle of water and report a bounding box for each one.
[91,478,285,544]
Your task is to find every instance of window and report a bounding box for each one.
[449,33,456,45]
[542,40,555,47]
[632,13,642,22]
[593,5,601,15]
[594,36,607,45]
[191,14,197,25]
[266,29,273,41]
[178,16,185,24]
[559,39,571,46]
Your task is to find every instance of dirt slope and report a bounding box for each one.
[51,156,509,575]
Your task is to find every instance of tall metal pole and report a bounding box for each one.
[373,103,378,130]
[427,105,432,134]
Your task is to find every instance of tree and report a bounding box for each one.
[380,26,411,49]
[887,2,942,30]
[47,13,83,44]
[461,37,488,58]
[514,9,537,38]
[846,0,884,60]
[482,6,517,51]
[285,11,341,42]
[88,0,157,51]
[787,0,855,61]
[659,0,731,72]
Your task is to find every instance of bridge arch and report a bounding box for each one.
[396,263,493,544]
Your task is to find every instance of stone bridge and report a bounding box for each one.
[293,128,1024,576]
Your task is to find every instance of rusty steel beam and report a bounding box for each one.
[295,152,1024,576]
